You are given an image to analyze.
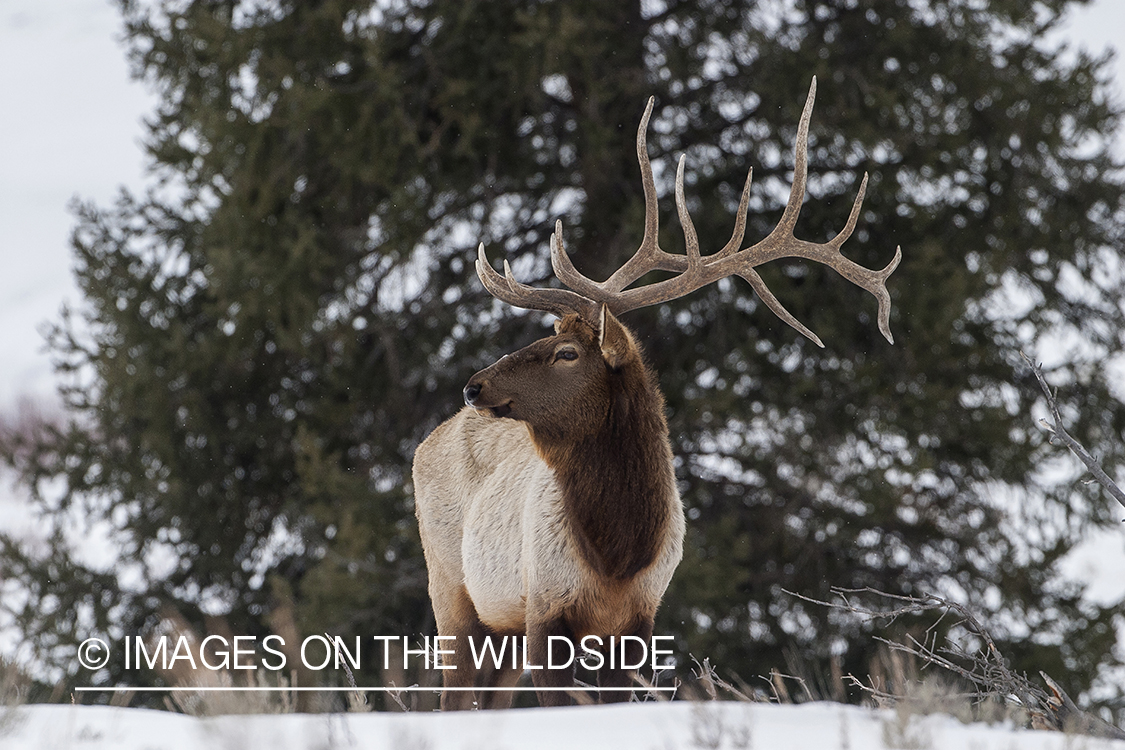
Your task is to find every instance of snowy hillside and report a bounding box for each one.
[3,701,1124,750]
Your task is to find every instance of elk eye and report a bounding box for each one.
[554,349,578,362]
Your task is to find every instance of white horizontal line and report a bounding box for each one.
[73,686,676,693]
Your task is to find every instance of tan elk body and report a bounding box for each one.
[412,79,900,710]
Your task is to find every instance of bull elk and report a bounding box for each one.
[412,78,900,710]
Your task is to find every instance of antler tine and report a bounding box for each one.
[715,167,753,260]
[873,246,902,344]
[674,155,703,273]
[636,96,661,265]
[544,97,685,304]
[829,173,868,251]
[771,76,816,240]
[475,243,598,321]
[710,167,827,344]
[549,219,608,302]
[737,267,825,347]
[817,171,901,343]
[602,96,684,293]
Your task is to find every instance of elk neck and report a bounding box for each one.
[529,357,674,581]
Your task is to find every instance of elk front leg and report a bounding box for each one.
[597,616,654,703]
[527,615,578,707]
[430,583,487,711]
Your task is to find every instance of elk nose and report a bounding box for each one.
[463,383,482,406]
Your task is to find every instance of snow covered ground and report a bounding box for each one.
[2,700,1124,750]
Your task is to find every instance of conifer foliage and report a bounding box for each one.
[2,0,1123,707]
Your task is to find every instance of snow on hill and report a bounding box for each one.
[2,700,1124,750]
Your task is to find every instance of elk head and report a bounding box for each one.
[473,77,901,351]
[463,307,643,442]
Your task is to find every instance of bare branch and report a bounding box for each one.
[690,654,759,703]
[1020,352,1125,514]
[785,587,1125,740]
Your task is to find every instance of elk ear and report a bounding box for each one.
[598,305,634,370]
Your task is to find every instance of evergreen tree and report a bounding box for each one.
[2,0,1122,711]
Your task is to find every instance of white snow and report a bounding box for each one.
[1,700,1123,750]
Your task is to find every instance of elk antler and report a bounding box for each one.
[476,78,902,346]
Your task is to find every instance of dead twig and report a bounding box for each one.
[1021,351,1125,514]
[765,669,815,703]
[632,664,679,702]
[690,655,759,703]
[381,681,412,713]
[785,587,1125,740]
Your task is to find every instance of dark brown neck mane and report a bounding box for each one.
[531,361,673,581]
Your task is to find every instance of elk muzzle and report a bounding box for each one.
[463,372,513,418]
